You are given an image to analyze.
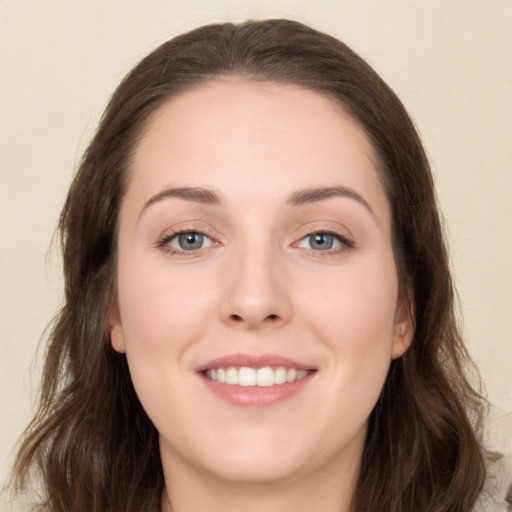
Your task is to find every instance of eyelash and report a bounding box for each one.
[156,228,354,257]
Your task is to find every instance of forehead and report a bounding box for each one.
[127,79,387,217]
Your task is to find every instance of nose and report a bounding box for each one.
[219,244,292,330]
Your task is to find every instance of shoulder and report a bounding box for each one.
[474,453,512,512]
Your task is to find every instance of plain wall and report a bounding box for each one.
[1,0,511,506]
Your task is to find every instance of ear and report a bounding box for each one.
[391,288,415,360]
[109,303,126,353]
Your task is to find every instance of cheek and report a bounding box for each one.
[305,257,398,341]
[115,263,209,418]
[301,260,398,392]
[117,258,214,353]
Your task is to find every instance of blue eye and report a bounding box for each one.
[167,232,213,251]
[297,232,345,251]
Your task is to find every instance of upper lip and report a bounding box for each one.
[196,353,314,372]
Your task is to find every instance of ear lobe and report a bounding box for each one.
[109,304,126,353]
[391,291,415,360]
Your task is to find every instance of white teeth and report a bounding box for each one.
[205,366,311,387]
[274,367,287,385]
[256,367,274,387]
[225,367,238,385]
[238,367,256,386]
[286,368,297,383]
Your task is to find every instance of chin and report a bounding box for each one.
[166,431,315,485]
[203,455,308,485]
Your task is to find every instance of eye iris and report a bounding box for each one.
[310,233,334,250]
[178,233,203,250]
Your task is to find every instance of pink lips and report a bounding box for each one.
[196,353,312,372]
[197,353,316,408]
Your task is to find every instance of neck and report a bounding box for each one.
[160,450,359,512]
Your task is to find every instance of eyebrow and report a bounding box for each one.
[140,186,222,217]
[139,184,373,218]
[286,186,374,216]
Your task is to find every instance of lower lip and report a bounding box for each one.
[199,372,315,407]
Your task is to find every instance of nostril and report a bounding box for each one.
[228,313,280,323]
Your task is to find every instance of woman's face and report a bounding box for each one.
[110,79,413,486]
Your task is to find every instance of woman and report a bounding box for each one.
[10,19,495,512]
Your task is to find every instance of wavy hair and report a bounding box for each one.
[11,19,489,512]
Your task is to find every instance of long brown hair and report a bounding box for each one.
[11,19,489,512]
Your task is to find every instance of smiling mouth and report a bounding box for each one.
[203,366,313,387]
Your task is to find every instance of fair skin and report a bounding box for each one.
[110,78,414,512]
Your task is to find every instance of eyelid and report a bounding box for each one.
[292,221,353,241]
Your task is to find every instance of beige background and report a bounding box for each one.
[1,0,511,504]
